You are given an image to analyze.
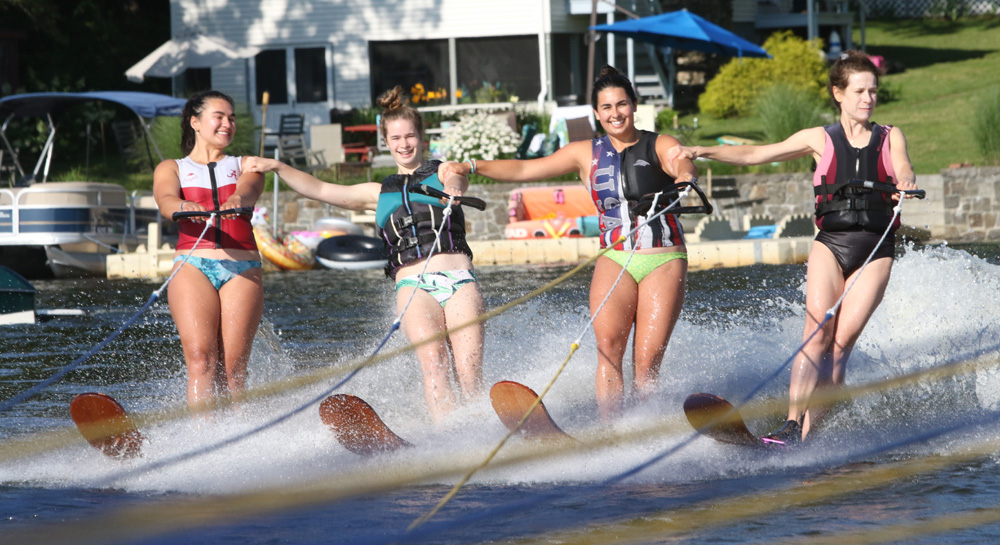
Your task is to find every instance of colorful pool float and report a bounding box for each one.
[253,225,315,271]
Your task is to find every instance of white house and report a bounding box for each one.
[163,0,620,135]
[158,1,864,137]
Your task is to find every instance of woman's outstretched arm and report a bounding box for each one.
[244,156,380,211]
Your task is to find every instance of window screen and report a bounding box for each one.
[295,47,327,103]
[369,39,448,102]
[255,49,287,105]
[456,36,539,102]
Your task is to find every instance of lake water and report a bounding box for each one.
[2,241,1000,545]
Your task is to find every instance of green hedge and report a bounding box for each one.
[698,31,828,119]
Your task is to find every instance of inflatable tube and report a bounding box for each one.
[253,225,315,271]
[282,234,317,266]
[314,217,364,236]
[316,234,386,271]
[504,217,585,239]
[289,230,335,251]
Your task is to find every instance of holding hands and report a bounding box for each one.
[439,161,471,185]
[244,156,284,175]
[666,145,699,165]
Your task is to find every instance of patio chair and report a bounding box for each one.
[261,113,306,157]
[564,117,595,142]
[277,133,327,172]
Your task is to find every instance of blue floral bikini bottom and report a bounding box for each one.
[175,256,262,291]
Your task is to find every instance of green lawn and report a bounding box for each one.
[677,16,1000,175]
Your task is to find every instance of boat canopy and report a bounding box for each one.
[0,91,187,184]
[0,91,186,120]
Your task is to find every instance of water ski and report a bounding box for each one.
[69,393,144,459]
[489,381,572,440]
[319,394,411,455]
[683,393,764,449]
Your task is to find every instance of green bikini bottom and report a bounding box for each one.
[603,249,688,283]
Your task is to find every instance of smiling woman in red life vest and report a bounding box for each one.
[668,51,919,443]
[153,90,265,411]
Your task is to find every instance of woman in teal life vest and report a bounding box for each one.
[247,86,484,424]
[668,51,919,443]
[442,66,700,422]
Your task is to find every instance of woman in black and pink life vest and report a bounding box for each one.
[153,90,266,412]
[668,51,918,443]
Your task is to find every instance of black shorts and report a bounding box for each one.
[815,230,895,278]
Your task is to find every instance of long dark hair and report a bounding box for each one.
[180,90,235,156]
[590,65,638,107]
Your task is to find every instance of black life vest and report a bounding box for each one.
[619,131,680,205]
[375,160,473,278]
[813,122,899,233]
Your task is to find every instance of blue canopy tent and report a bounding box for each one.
[0,91,187,183]
[591,10,770,107]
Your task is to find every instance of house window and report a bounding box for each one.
[255,49,287,105]
[295,47,327,103]
[456,36,539,102]
[369,40,448,103]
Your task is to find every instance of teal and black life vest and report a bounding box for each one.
[813,122,900,233]
[375,160,473,278]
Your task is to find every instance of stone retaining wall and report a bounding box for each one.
[266,166,1000,243]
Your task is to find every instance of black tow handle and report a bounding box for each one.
[413,183,488,211]
[172,206,255,222]
[630,180,714,217]
[667,180,715,216]
[848,178,926,199]
[677,180,715,215]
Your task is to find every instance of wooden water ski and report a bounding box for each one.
[490,381,572,440]
[319,394,411,455]
[683,393,764,449]
[69,393,144,459]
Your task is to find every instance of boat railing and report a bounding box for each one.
[0,183,136,238]
[129,189,162,236]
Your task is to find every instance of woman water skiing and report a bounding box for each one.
[443,66,699,421]
[668,51,918,443]
[246,86,484,424]
[153,90,265,410]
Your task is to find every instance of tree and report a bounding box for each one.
[0,0,170,95]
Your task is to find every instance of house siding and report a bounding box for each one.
[172,0,590,125]
[732,0,757,22]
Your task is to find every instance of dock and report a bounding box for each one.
[468,236,812,270]
[107,223,813,280]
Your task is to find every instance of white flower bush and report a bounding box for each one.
[438,112,520,162]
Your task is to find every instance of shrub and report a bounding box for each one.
[437,112,520,162]
[698,31,827,118]
[973,88,1000,164]
[516,109,550,136]
[655,107,679,133]
[754,83,826,172]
